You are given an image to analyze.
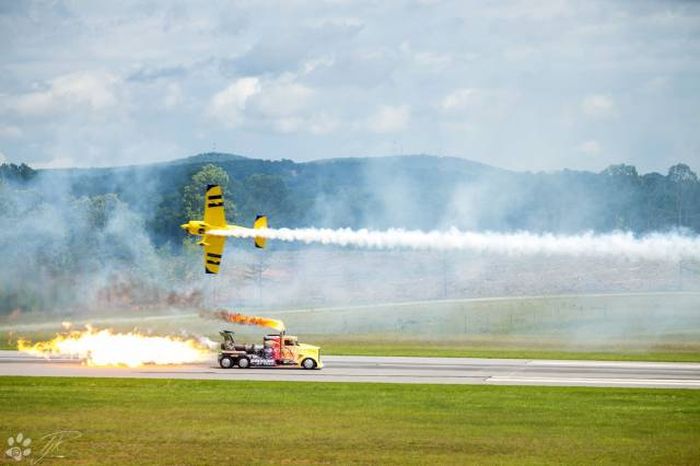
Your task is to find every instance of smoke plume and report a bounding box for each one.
[209,227,700,261]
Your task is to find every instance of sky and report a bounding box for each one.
[0,0,699,173]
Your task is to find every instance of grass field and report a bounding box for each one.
[0,376,698,465]
[310,337,700,362]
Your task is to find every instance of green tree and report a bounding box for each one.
[600,164,643,230]
[242,174,289,217]
[0,178,6,216]
[640,172,673,230]
[601,164,639,181]
[668,163,698,184]
[81,193,120,229]
[668,163,699,228]
[182,164,236,222]
[0,163,36,182]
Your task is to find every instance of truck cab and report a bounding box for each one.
[218,330,322,370]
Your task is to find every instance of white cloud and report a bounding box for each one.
[581,94,617,119]
[307,113,339,135]
[577,140,601,155]
[163,83,183,109]
[0,125,22,138]
[208,76,322,133]
[367,105,410,133]
[251,79,314,119]
[400,42,453,69]
[307,17,364,30]
[33,156,76,169]
[0,150,6,164]
[0,1,698,171]
[10,71,120,117]
[272,113,339,135]
[439,88,517,124]
[414,51,452,68]
[301,56,335,75]
[441,88,482,112]
[207,77,261,127]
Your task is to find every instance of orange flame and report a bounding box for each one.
[17,326,212,367]
[201,309,286,332]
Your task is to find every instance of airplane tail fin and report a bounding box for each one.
[253,215,267,249]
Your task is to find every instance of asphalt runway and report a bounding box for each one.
[1,351,698,388]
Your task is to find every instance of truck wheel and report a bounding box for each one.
[219,356,234,369]
[238,357,250,369]
[301,358,316,370]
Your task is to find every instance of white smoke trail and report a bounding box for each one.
[208,227,700,261]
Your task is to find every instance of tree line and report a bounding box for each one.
[1,157,699,246]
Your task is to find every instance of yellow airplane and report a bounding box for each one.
[180,184,267,274]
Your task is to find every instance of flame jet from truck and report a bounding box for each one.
[200,309,285,333]
[181,184,267,274]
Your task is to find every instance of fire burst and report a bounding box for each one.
[17,326,212,367]
[201,309,286,332]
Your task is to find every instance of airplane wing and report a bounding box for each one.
[204,184,226,227]
[253,215,267,249]
[202,234,225,274]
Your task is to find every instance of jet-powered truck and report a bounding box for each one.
[181,184,267,274]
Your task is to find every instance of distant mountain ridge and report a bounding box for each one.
[145,151,507,176]
[167,152,251,166]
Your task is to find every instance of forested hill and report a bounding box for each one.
[1,153,699,246]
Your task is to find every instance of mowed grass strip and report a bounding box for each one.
[0,377,698,465]
[309,337,700,362]
[308,340,700,362]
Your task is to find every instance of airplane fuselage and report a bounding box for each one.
[181,220,248,237]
